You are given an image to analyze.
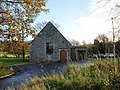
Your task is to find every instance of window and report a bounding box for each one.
[46,42,53,54]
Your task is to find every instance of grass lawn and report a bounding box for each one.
[0,58,30,78]
[0,67,14,77]
[0,58,30,66]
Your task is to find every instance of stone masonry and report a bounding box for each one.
[30,22,72,62]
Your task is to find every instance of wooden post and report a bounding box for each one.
[111,17,116,81]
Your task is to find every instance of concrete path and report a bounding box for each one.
[0,61,93,89]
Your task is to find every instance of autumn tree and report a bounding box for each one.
[0,40,29,57]
[0,0,48,40]
[0,0,48,60]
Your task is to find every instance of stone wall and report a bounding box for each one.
[30,22,72,62]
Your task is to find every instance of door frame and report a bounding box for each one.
[59,49,68,61]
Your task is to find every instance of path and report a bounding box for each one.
[0,61,93,89]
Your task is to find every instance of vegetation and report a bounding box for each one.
[0,0,48,60]
[0,67,14,77]
[0,41,30,58]
[7,60,120,90]
[0,58,29,66]
[0,57,29,78]
[87,34,120,55]
[0,0,48,41]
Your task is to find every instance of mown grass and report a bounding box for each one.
[0,58,30,66]
[7,60,120,90]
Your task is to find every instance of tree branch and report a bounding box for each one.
[1,0,24,3]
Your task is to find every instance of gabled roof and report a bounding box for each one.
[30,21,72,46]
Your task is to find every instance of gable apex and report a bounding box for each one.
[30,21,71,46]
[47,21,53,25]
[43,21,55,28]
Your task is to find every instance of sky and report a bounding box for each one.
[33,0,113,44]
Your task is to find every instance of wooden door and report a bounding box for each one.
[60,50,67,61]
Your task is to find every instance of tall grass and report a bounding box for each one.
[8,60,120,90]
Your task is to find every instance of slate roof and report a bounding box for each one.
[30,21,71,46]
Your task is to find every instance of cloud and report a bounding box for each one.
[62,1,112,44]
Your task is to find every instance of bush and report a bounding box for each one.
[8,60,120,90]
[0,62,2,67]
[2,52,8,58]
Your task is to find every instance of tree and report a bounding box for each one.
[93,39,100,54]
[33,21,60,33]
[0,40,29,57]
[0,0,48,61]
[94,34,109,54]
[96,0,120,73]
[116,40,120,55]
[0,0,48,40]
[69,39,80,46]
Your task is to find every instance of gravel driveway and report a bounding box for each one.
[0,61,93,89]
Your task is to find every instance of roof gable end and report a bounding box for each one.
[31,21,71,46]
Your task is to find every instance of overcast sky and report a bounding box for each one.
[33,0,113,44]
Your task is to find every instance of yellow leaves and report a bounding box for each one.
[0,0,48,43]
[6,18,12,22]
[24,0,36,4]
[23,0,46,6]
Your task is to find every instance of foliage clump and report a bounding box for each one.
[8,60,120,90]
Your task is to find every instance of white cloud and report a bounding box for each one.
[62,1,113,44]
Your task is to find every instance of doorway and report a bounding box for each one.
[60,49,67,61]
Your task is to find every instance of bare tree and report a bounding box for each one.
[69,39,80,46]
[33,21,60,33]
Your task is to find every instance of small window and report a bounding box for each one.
[46,42,53,54]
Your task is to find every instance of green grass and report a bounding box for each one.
[0,58,30,66]
[0,67,14,77]
[0,52,14,58]
[0,52,30,58]
[0,57,30,78]
[8,60,120,90]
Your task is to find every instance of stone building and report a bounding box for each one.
[30,22,72,62]
[71,46,87,61]
[30,22,87,62]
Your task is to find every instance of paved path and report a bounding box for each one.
[0,61,93,89]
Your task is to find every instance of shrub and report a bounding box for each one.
[0,62,2,67]
[2,52,8,58]
[8,60,120,90]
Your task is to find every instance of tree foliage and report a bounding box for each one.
[0,41,29,57]
[92,33,120,54]
[93,34,111,54]
[0,0,48,41]
[0,0,48,57]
